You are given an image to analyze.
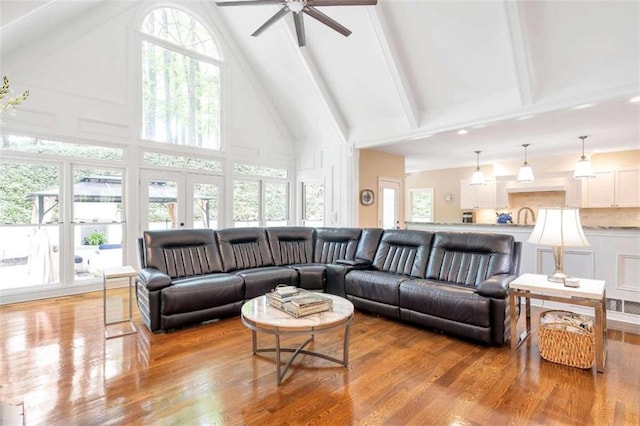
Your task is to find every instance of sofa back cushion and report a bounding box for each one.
[356,228,384,262]
[426,232,515,286]
[373,230,434,278]
[216,228,274,272]
[314,227,362,263]
[143,229,222,278]
[267,227,314,265]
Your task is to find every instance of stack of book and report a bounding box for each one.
[266,288,333,318]
[265,287,301,310]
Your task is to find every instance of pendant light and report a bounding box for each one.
[573,136,595,179]
[470,150,485,185]
[516,143,534,182]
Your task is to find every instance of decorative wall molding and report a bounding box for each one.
[617,253,640,292]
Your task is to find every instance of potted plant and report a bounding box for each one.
[83,230,107,246]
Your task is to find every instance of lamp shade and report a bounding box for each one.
[573,158,595,179]
[470,170,485,185]
[528,208,590,247]
[517,165,534,182]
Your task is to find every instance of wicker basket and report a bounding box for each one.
[538,310,595,369]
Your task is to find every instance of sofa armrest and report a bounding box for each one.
[335,258,371,269]
[138,267,172,291]
[476,274,517,299]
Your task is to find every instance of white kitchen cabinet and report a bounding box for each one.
[582,169,640,208]
[460,179,496,209]
[495,180,509,209]
[616,169,640,207]
[564,176,582,207]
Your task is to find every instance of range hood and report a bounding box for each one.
[506,177,566,193]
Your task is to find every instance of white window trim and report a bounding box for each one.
[407,187,435,223]
[136,6,225,151]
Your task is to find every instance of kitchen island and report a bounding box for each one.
[406,222,640,330]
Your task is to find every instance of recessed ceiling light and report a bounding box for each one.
[458,129,468,135]
[630,96,640,103]
[517,115,535,121]
[572,103,594,110]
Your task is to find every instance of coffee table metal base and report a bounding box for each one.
[242,317,352,386]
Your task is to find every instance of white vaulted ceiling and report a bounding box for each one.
[214,0,640,171]
[2,0,639,172]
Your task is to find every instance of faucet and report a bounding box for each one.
[517,207,536,225]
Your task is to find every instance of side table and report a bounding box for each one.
[509,273,607,372]
[103,266,138,339]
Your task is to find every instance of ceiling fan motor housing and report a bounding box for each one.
[287,0,305,13]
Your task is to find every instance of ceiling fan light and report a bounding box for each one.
[517,165,534,182]
[574,158,595,179]
[287,0,304,12]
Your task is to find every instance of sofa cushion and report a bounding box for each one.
[161,274,244,316]
[267,227,314,265]
[355,228,384,262]
[235,266,298,299]
[345,270,409,306]
[143,229,223,278]
[399,279,491,328]
[289,264,326,290]
[372,230,434,278]
[426,232,515,286]
[314,227,362,263]
[216,228,274,272]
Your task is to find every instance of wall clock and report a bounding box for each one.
[444,192,455,203]
[360,189,375,205]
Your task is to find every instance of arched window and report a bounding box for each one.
[140,8,221,149]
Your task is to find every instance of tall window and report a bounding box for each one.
[0,135,126,292]
[140,8,221,149]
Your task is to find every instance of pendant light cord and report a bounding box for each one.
[522,144,529,165]
[579,136,587,160]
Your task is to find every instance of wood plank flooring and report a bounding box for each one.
[1,290,639,425]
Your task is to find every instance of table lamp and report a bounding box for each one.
[527,207,590,284]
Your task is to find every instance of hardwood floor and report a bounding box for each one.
[1,290,639,425]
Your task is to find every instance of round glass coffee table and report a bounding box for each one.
[241,293,354,386]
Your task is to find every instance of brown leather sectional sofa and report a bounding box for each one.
[136,227,521,345]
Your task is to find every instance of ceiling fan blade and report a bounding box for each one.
[215,0,282,6]
[303,7,351,37]
[293,12,306,47]
[251,6,290,37]
[308,0,377,6]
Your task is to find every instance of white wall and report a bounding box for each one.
[0,1,298,299]
[1,1,293,159]
[296,128,358,227]
[0,0,297,236]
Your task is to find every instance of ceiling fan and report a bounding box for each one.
[215,0,378,47]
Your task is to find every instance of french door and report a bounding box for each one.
[140,170,223,231]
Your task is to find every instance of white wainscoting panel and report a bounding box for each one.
[617,254,640,292]
[535,248,594,279]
